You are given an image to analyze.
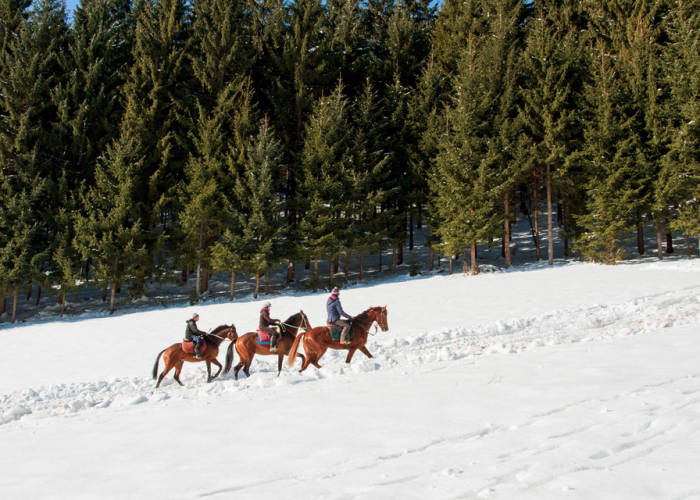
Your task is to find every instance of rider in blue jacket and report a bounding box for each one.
[326,287,353,345]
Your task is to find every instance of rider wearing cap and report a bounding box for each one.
[326,287,353,346]
[259,301,282,352]
[185,312,206,359]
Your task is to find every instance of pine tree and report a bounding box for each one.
[103,0,192,294]
[656,0,700,255]
[432,33,502,275]
[74,139,148,314]
[234,119,283,298]
[51,0,133,304]
[575,42,641,263]
[0,0,69,321]
[298,84,354,288]
[520,0,581,265]
[182,0,255,299]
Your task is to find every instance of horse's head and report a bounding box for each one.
[225,323,238,342]
[283,310,312,335]
[298,309,311,332]
[371,306,389,332]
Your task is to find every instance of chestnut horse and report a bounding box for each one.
[287,306,388,372]
[152,323,238,388]
[223,311,311,379]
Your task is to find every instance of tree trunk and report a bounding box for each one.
[504,191,511,268]
[195,260,202,297]
[109,281,117,315]
[392,244,397,274]
[286,261,295,283]
[26,285,32,301]
[546,163,554,265]
[378,245,382,273]
[12,288,18,323]
[462,251,469,274]
[102,287,107,303]
[265,272,271,293]
[229,269,236,301]
[35,286,41,306]
[359,252,364,281]
[344,252,350,282]
[610,240,616,264]
[449,255,453,274]
[397,237,403,266]
[59,293,65,317]
[202,267,209,293]
[409,213,414,251]
[181,266,187,283]
[637,224,645,255]
[533,184,541,260]
[666,233,674,253]
[470,243,479,275]
[656,221,664,260]
[562,198,569,257]
[254,272,260,298]
[313,257,319,292]
[0,297,5,316]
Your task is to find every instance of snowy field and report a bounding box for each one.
[1,258,700,499]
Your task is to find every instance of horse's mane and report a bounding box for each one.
[210,324,230,335]
[354,307,379,325]
[284,312,301,324]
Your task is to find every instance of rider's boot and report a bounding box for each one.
[194,344,202,359]
[270,334,278,353]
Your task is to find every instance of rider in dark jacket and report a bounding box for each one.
[185,313,206,358]
[259,301,281,352]
[326,287,353,345]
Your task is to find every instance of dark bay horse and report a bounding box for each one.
[152,323,238,388]
[224,311,311,379]
[287,306,388,372]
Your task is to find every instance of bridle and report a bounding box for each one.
[281,311,311,333]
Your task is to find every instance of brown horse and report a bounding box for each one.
[287,306,388,372]
[224,311,311,379]
[152,323,238,388]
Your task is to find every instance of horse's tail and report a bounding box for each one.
[152,349,166,379]
[287,332,305,367]
[223,341,236,374]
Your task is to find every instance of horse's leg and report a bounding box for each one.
[233,361,243,380]
[210,359,223,381]
[345,347,358,363]
[243,352,254,378]
[277,353,284,376]
[312,346,327,369]
[206,361,213,383]
[296,353,306,368]
[359,345,373,358]
[156,360,173,388]
[173,361,185,386]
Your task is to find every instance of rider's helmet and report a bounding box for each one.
[263,301,271,308]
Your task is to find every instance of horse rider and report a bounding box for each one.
[185,312,207,359]
[326,287,353,346]
[259,301,282,353]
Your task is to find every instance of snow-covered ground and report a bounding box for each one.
[1,258,700,499]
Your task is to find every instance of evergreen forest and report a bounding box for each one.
[0,0,698,321]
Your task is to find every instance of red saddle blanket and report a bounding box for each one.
[256,329,271,344]
[181,340,207,355]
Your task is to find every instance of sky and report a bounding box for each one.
[2,256,700,498]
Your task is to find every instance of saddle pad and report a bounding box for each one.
[181,340,207,355]
[326,324,353,341]
[256,329,271,344]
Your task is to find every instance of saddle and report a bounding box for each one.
[326,323,353,341]
[257,326,282,345]
[181,340,207,355]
